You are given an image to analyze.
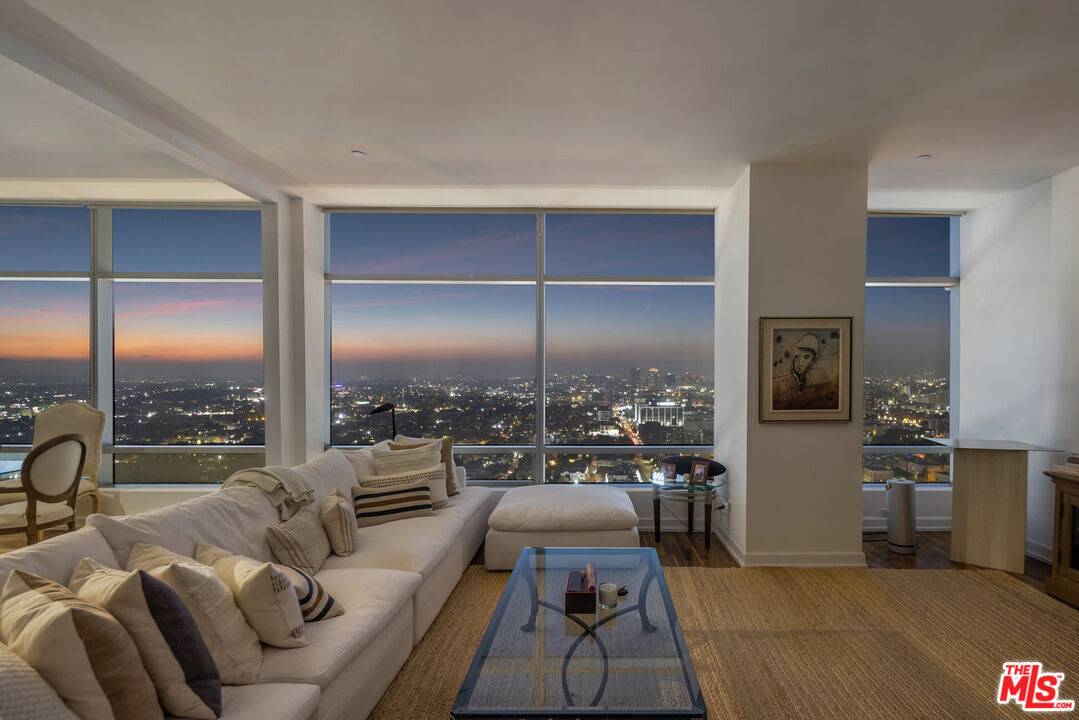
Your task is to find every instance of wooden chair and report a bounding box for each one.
[28,402,106,514]
[0,434,87,545]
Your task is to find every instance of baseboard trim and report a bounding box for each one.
[1026,539,1053,564]
[862,516,951,532]
[711,524,746,566]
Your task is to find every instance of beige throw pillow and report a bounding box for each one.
[69,558,222,719]
[126,543,262,685]
[321,490,357,556]
[359,463,448,510]
[266,506,331,575]
[0,570,162,720]
[392,435,459,496]
[194,544,306,649]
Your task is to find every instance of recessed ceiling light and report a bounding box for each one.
[350,149,366,157]
[915,154,932,160]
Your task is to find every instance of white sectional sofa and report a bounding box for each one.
[0,449,498,720]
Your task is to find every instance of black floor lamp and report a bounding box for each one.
[368,402,396,438]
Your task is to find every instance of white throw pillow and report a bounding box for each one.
[126,543,262,685]
[320,490,357,556]
[372,443,441,476]
[0,641,81,720]
[338,440,391,479]
[69,558,222,719]
[0,570,162,720]
[194,544,306,650]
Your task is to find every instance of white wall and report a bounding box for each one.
[959,168,1079,561]
[713,168,751,558]
[714,164,868,567]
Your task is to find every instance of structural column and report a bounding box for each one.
[262,198,326,466]
[714,163,867,567]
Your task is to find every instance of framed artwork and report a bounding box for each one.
[689,460,710,485]
[759,316,852,423]
[659,462,677,480]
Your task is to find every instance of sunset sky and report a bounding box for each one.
[1,208,949,383]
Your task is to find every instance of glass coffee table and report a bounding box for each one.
[452,547,705,719]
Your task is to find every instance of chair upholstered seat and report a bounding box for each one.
[0,501,75,529]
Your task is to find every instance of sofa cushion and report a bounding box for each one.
[321,487,491,577]
[257,568,421,688]
[488,484,639,532]
[337,441,391,480]
[320,490,356,557]
[288,450,358,507]
[171,684,321,720]
[393,434,459,496]
[0,528,118,587]
[87,486,280,566]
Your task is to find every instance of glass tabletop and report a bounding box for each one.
[452,548,705,719]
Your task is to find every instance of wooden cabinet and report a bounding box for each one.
[1046,471,1079,607]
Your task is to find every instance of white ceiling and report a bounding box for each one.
[0,54,247,201]
[5,0,1079,207]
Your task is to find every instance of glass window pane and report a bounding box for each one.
[0,205,90,271]
[113,282,264,444]
[545,452,712,484]
[331,284,535,444]
[866,216,955,277]
[864,287,950,446]
[545,214,714,276]
[113,209,262,273]
[458,452,533,482]
[328,213,536,275]
[862,451,951,484]
[545,286,713,445]
[113,453,265,484]
[0,280,90,443]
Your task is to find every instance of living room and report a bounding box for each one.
[1,2,1078,719]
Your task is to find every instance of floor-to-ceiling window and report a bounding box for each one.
[863,214,959,483]
[0,204,265,484]
[327,210,715,483]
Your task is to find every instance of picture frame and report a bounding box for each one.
[759,316,852,423]
[659,462,677,480]
[689,460,710,485]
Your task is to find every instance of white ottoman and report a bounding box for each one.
[484,484,641,570]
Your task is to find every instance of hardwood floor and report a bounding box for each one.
[637,529,1052,593]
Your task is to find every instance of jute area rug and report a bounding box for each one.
[371,566,1079,719]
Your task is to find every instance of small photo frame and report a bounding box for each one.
[659,462,677,480]
[690,460,710,485]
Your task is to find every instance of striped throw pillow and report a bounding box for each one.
[358,465,448,510]
[352,479,434,527]
[69,558,221,720]
[0,570,163,720]
[275,565,344,622]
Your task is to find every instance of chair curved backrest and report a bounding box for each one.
[34,402,105,477]
[21,433,87,502]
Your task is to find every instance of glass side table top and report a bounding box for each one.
[452,547,705,719]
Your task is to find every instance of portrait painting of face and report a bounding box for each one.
[760,317,851,422]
